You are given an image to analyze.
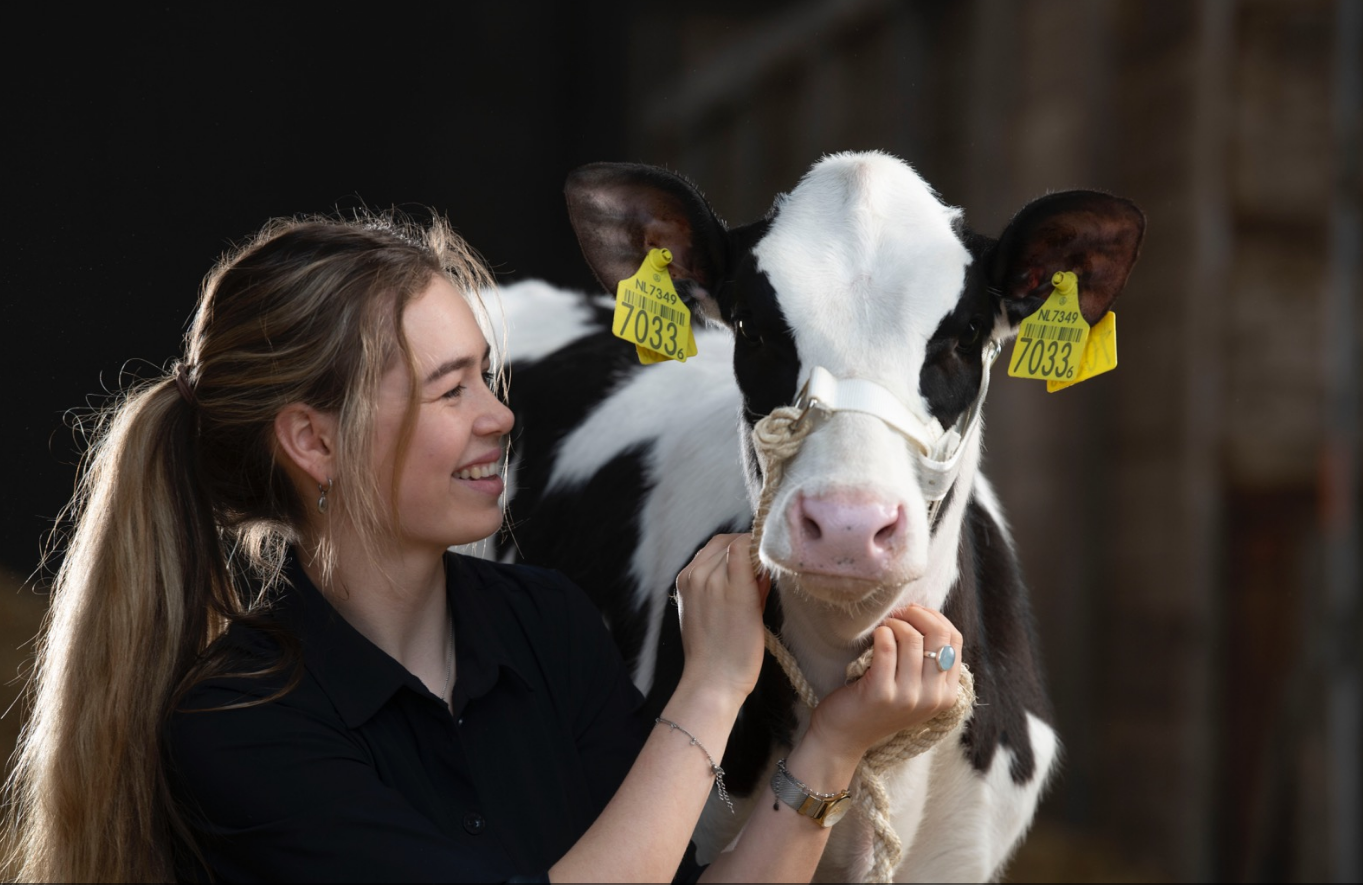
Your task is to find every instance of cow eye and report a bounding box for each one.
[958,316,985,350]
[737,317,764,346]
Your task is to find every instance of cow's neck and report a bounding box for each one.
[772,451,980,700]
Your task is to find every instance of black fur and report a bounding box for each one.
[949,497,1054,783]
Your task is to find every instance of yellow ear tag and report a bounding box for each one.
[1007,271,1090,385]
[612,248,699,364]
[1047,310,1117,392]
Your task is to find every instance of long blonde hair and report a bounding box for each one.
[2,212,496,882]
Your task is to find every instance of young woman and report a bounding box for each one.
[3,214,964,882]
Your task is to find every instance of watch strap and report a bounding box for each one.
[771,759,850,825]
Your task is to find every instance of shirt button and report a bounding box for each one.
[463,812,486,835]
[457,717,464,726]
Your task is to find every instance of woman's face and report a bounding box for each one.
[371,275,513,552]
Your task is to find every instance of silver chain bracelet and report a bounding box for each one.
[775,757,844,800]
[656,717,735,814]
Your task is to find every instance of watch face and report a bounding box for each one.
[820,796,852,828]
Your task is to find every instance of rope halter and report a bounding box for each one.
[749,339,1000,882]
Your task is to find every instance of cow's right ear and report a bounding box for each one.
[565,163,730,322]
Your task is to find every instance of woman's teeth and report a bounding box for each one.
[454,463,499,481]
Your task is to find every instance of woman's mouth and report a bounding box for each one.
[453,463,499,481]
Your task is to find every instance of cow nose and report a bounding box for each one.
[789,492,906,579]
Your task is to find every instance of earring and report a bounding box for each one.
[317,478,334,514]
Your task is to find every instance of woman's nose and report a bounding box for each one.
[474,387,515,437]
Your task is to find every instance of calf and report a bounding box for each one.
[494,152,1143,881]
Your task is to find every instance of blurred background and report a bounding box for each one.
[3,1,1358,881]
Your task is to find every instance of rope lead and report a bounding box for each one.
[749,405,977,884]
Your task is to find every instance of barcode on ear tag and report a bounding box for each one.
[612,249,699,364]
[1007,271,1090,384]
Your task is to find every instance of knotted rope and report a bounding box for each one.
[750,405,977,884]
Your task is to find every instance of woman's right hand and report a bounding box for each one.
[805,604,964,765]
[672,533,771,704]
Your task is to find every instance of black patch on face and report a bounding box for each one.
[945,495,1054,784]
[918,230,1000,428]
[722,221,802,429]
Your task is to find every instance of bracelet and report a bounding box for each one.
[775,757,845,800]
[770,758,852,828]
[656,717,735,814]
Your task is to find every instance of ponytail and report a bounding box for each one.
[5,375,227,882]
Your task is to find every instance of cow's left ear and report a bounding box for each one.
[990,191,1145,327]
[565,163,731,322]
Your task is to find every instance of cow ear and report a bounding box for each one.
[565,163,730,321]
[991,191,1145,327]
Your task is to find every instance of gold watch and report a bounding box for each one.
[771,758,851,828]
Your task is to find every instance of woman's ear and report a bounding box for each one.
[273,404,339,486]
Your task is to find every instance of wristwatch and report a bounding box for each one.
[770,758,852,828]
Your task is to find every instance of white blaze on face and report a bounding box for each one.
[751,152,972,601]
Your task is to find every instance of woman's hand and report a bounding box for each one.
[672,533,771,704]
[552,534,771,884]
[805,604,964,765]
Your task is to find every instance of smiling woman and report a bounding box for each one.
[2,211,962,884]
[1,213,507,882]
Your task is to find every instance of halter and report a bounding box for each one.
[788,339,1002,523]
[747,342,999,881]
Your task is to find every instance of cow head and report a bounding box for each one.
[567,152,1143,620]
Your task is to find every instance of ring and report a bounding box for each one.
[924,645,956,672]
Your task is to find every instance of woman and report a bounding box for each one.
[3,213,964,882]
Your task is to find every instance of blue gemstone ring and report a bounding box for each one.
[924,645,957,672]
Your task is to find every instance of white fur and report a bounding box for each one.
[894,713,1059,882]
[966,472,1014,555]
[546,328,752,693]
[752,152,974,617]
[488,279,608,364]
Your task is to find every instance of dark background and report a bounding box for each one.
[4,2,1360,881]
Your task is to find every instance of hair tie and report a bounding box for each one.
[173,362,197,406]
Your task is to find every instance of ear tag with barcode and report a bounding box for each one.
[1007,271,1091,386]
[612,248,698,364]
[1047,309,1117,392]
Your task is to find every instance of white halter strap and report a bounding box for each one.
[791,340,1002,514]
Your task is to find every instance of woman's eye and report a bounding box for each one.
[442,384,466,400]
[482,371,496,388]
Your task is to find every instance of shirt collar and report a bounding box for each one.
[445,553,534,702]
[281,551,530,729]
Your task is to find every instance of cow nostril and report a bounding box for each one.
[801,516,823,541]
[872,506,904,549]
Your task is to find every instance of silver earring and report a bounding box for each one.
[317,478,333,514]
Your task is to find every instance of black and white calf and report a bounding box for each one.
[492,152,1144,882]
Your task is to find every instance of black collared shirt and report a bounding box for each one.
[166,553,700,883]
